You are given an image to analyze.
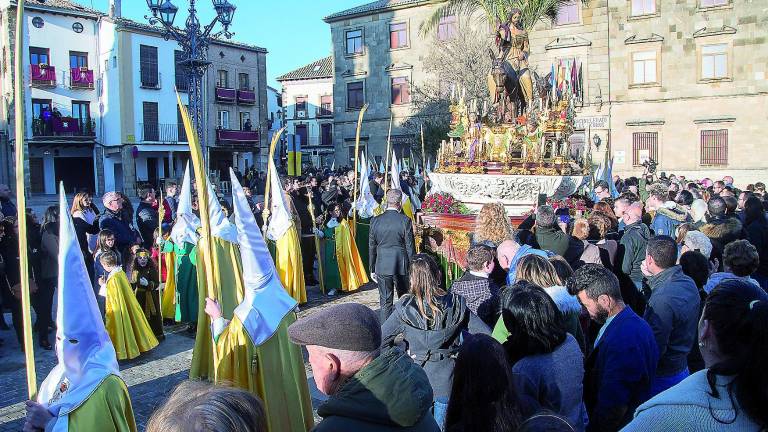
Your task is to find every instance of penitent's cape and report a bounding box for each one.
[37,186,136,432]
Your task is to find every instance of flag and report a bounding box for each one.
[355,151,378,218]
[37,186,132,431]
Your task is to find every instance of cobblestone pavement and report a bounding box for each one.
[0,283,381,431]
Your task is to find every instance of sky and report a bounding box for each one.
[88,0,364,88]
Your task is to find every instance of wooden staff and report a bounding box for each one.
[420,123,428,179]
[306,189,325,295]
[157,186,164,287]
[262,127,287,238]
[14,0,36,400]
[383,113,393,194]
[351,104,368,229]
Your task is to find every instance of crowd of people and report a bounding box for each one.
[6,163,768,432]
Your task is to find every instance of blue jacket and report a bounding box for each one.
[650,205,690,237]
[585,307,659,432]
[506,244,549,284]
[99,208,134,250]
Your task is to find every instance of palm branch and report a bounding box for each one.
[420,0,588,35]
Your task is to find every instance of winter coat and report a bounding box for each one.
[577,240,603,267]
[381,293,491,399]
[99,208,134,250]
[512,334,589,432]
[449,272,501,327]
[313,347,440,432]
[136,201,158,249]
[650,204,690,237]
[644,266,700,377]
[622,371,763,432]
[703,272,760,294]
[745,218,768,277]
[620,221,650,283]
[536,225,571,257]
[700,216,746,253]
[39,227,58,280]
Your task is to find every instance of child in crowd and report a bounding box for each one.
[130,247,164,340]
[99,250,159,360]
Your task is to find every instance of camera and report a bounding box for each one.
[641,158,657,174]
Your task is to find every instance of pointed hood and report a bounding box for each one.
[38,185,119,419]
[355,151,378,218]
[205,180,238,244]
[379,159,385,173]
[170,162,200,245]
[426,158,432,174]
[230,169,297,346]
[266,158,293,241]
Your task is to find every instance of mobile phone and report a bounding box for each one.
[537,193,547,207]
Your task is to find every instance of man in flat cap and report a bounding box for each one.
[288,303,439,431]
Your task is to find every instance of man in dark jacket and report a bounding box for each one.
[701,196,746,252]
[0,184,16,218]
[288,303,439,432]
[619,202,650,290]
[568,264,659,432]
[534,205,583,265]
[99,191,135,262]
[641,235,700,397]
[292,186,319,286]
[370,172,385,204]
[450,244,501,327]
[135,185,159,250]
[370,189,415,320]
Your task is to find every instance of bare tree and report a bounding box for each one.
[404,25,492,162]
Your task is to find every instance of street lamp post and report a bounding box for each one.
[145,0,236,162]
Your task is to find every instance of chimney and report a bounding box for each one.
[109,0,121,18]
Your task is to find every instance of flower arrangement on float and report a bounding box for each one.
[422,192,471,215]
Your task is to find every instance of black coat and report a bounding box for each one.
[745,218,768,277]
[369,209,415,276]
[135,201,158,249]
[369,180,385,204]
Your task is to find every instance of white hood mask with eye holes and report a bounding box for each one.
[230,169,297,346]
[37,186,120,431]
[170,162,201,246]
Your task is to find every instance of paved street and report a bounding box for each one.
[0,283,380,431]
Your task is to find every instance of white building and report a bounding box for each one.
[264,84,283,171]
[276,56,334,169]
[0,0,102,194]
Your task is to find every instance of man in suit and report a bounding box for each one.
[369,189,415,320]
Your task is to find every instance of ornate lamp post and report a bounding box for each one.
[145,0,236,156]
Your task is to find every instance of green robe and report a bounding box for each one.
[322,225,342,292]
[66,374,137,432]
[354,217,371,270]
[166,240,198,323]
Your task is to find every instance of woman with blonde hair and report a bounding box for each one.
[492,254,585,352]
[571,218,602,266]
[382,254,490,428]
[473,202,513,246]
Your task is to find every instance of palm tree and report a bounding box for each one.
[420,0,587,35]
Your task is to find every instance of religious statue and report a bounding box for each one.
[492,8,534,113]
[522,117,542,162]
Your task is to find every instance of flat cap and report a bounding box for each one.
[288,303,381,352]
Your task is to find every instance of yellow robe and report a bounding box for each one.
[275,224,307,304]
[214,313,314,432]
[190,237,245,380]
[160,251,176,319]
[66,375,137,432]
[105,270,159,360]
[335,219,369,292]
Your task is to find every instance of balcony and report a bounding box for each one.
[215,87,236,103]
[69,67,94,90]
[31,64,56,87]
[140,70,161,89]
[316,106,333,118]
[216,128,259,149]
[237,88,255,105]
[140,123,187,143]
[32,117,95,139]
[175,75,189,92]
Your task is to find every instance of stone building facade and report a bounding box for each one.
[326,0,768,185]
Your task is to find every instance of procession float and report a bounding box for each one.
[417,10,591,282]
